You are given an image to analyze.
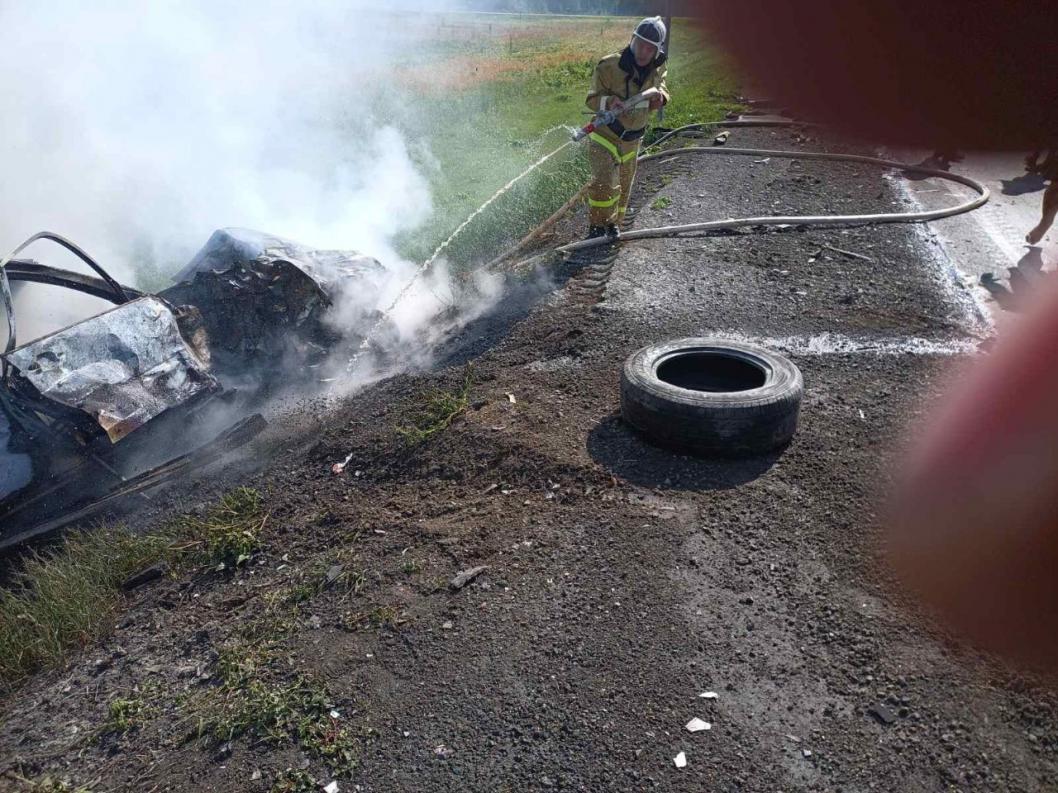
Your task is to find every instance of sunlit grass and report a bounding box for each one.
[389,16,740,269]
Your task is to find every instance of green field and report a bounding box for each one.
[381,15,742,268]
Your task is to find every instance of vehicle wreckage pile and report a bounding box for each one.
[0,228,401,549]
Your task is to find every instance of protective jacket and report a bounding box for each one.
[585,47,670,145]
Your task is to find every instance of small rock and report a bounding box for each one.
[324,782,340,793]
[868,703,897,725]
[450,566,488,591]
[213,742,232,762]
[674,751,687,769]
[442,621,454,630]
[699,691,719,700]
[251,769,262,781]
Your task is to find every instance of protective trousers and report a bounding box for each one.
[587,132,640,227]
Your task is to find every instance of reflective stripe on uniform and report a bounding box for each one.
[589,131,620,160]
[588,194,619,208]
[590,131,639,164]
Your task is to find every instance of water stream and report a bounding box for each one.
[348,132,579,370]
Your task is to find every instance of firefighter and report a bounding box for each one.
[584,17,670,240]
[1026,148,1057,244]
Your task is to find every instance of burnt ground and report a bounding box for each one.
[2,127,1057,792]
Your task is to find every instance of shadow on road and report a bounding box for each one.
[586,413,780,491]
[981,246,1052,312]
[1000,172,1049,196]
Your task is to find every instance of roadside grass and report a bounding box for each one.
[395,366,473,446]
[390,16,740,269]
[0,528,175,689]
[0,487,265,690]
[651,195,673,210]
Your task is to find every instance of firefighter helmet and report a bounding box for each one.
[631,16,666,55]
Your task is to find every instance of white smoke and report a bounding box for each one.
[0,0,483,347]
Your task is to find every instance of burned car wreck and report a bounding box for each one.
[162,228,391,374]
[0,228,390,548]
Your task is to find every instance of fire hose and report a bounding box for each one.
[556,121,989,256]
[571,89,661,142]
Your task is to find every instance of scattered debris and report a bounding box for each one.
[442,621,454,630]
[331,452,355,476]
[674,751,687,768]
[699,691,719,699]
[505,392,517,404]
[685,718,712,733]
[324,565,345,587]
[713,130,730,146]
[434,744,454,758]
[324,782,340,793]
[802,748,813,758]
[820,243,875,263]
[450,565,488,591]
[121,562,169,591]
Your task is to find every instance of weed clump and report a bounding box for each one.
[396,366,474,446]
[194,643,360,781]
[101,695,149,735]
[182,486,265,568]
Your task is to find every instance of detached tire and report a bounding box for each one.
[620,338,803,457]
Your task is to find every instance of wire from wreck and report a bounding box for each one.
[0,231,133,372]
